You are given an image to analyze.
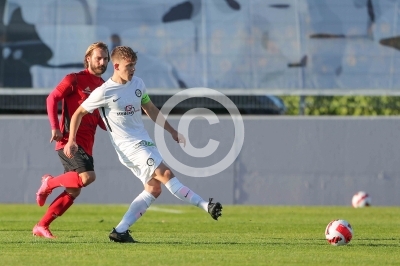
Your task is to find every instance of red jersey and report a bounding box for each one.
[47,69,106,156]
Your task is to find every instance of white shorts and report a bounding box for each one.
[115,141,163,184]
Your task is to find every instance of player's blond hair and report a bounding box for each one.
[111,46,137,63]
[83,42,110,69]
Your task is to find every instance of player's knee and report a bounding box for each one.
[145,181,162,198]
[79,172,96,186]
[66,188,81,198]
[152,186,162,198]
[155,163,175,180]
[148,185,162,198]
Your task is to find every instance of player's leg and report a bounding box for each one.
[154,162,223,221]
[143,146,222,220]
[33,147,95,238]
[32,190,75,238]
[36,147,95,206]
[109,145,165,243]
[109,179,161,243]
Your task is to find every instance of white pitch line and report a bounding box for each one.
[148,206,183,214]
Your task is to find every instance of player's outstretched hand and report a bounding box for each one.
[64,141,78,158]
[50,129,63,143]
[172,131,186,147]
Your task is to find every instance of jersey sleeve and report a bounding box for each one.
[81,86,106,113]
[140,78,151,104]
[141,79,147,95]
[46,74,76,129]
[46,90,62,130]
[55,74,76,95]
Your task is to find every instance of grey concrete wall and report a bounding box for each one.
[0,115,399,206]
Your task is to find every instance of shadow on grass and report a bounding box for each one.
[1,234,398,247]
[355,243,400,247]
[0,240,329,246]
[1,240,399,247]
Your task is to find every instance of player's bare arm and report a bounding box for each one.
[141,100,186,146]
[63,106,89,158]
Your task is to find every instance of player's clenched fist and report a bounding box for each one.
[63,141,78,158]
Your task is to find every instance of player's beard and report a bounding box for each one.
[89,62,107,76]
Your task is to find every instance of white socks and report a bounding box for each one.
[165,177,208,212]
[115,177,208,233]
[115,190,155,233]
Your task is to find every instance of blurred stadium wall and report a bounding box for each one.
[1,116,399,206]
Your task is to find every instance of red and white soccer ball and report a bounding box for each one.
[352,191,371,208]
[325,219,353,246]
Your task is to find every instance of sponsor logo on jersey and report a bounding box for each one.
[117,105,140,116]
[134,140,155,148]
[135,89,142,97]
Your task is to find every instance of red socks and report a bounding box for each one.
[38,191,74,227]
[37,172,82,227]
[47,172,84,190]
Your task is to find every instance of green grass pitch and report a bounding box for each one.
[0,204,399,265]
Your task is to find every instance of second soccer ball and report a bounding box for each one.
[352,191,371,208]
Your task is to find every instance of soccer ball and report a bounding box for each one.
[352,191,371,208]
[325,219,353,246]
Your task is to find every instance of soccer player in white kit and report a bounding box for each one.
[64,46,222,243]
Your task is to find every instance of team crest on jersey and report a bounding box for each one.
[135,89,142,97]
[117,105,140,116]
[147,158,155,166]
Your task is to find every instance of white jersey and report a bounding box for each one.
[82,76,163,183]
[81,76,152,148]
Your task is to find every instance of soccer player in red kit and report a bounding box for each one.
[32,42,110,238]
